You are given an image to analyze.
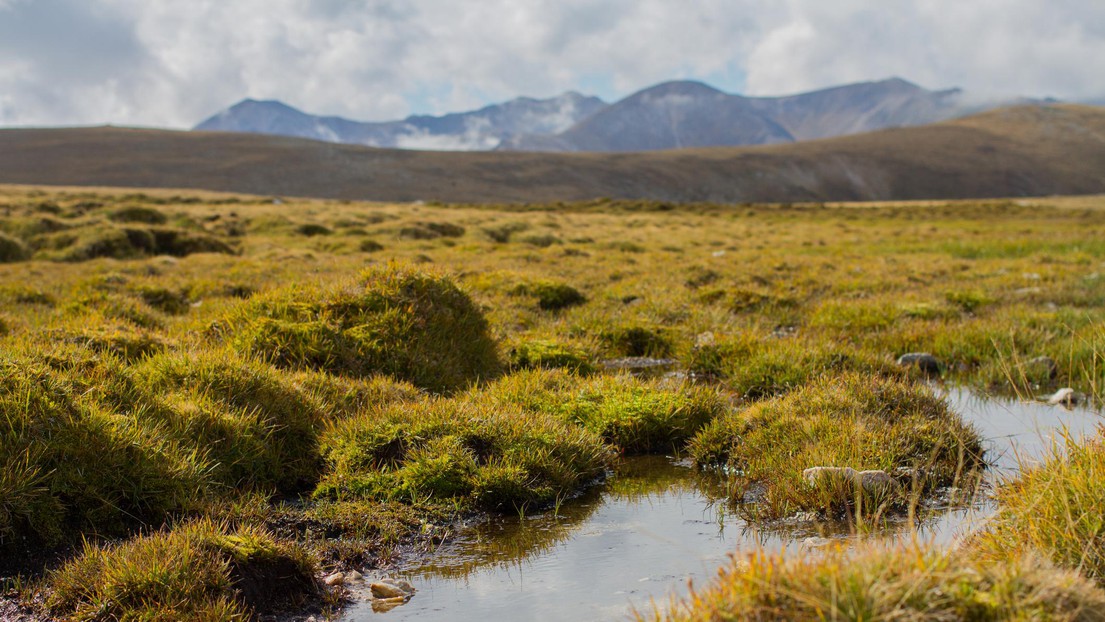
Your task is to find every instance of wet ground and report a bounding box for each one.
[343,388,1102,621]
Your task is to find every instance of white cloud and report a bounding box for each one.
[0,0,1102,128]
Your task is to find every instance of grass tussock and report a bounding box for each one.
[974,429,1105,583]
[644,546,1105,622]
[224,264,501,392]
[689,373,984,520]
[481,369,727,454]
[47,519,317,621]
[314,395,613,512]
[0,352,208,546]
[508,339,595,374]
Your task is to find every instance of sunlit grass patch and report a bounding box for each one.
[223,263,501,392]
[480,369,726,454]
[314,395,613,512]
[642,545,1105,621]
[688,373,984,520]
[974,429,1105,583]
[508,339,595,374]
[47,519,317,621]
[0,351,208,546]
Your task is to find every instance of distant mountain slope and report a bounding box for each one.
[501,78,974,151]
[194,92,607,150]
[6,105,1105,203]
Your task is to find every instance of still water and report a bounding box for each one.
[344,388,1101,621]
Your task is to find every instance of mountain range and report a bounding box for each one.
[9,103,1105,203]
[195,77,1023,152]
[195,92,606,151]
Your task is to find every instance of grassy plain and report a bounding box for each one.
[1,184,1104,619]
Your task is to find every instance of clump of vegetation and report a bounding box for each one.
[600,325,673,358]
[689,373,984,520]
[315,396,612,512]
[47,520,317,621]
[511,280,586,311]
[107,205,169,225]
[359,239,384,252]
[399,222,465,240]
[225,264,501,392]
[141,351,329,494]
[0,231,30,262]
[61,323,170,360]
[643,546,1105,622]
[509,339,594,374]
[481,369,726,454]
[974,430,1105,582]
[295,223,333,236]
[688,334,900,399]
[134,284,191,315]
[39,224,235,261]
[0,351,208,545]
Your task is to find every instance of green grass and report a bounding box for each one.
[641,546,1105,621]
[2,187,1105,618]
[689,372,985,520]
[314,393,613,512]
[223,264,501,393]
[975,430,1105,583]
[47,519,316,621]
[480,369,727,454]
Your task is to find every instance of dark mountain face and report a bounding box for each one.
[194,92,607,151]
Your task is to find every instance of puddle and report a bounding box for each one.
[343,389,1101,621]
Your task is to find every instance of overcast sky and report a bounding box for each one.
[1,0,1103,128]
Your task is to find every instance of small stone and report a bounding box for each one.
[802,466,857,485]
[856,470,896,492]
[1045,387,1085,407]
[370,580,414,599]
[802,536,833,549]
[695,331,716,347]
[896,352,942,375]
[346,570,364,582]
[324,572,345,587]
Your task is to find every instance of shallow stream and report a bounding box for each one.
[344,388,1101,621]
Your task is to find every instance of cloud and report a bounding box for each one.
[0,0,1103,128]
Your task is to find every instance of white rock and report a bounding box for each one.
[802,466,857,485]
[802,537,833,549]
[370,579,415,599]
[857,470,895,492]
[346,570,364,582]
[1045,387,1084,406]
[323,572,344,587]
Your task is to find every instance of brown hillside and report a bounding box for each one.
[0,104,1102,203]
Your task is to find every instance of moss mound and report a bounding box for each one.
[0,231,30,262]
[107,205,169,225]
[481,369,726,454]
[689,372,985,520]
[47,520,317,621]
[227,264,501,392]
[140,351,330,494]
[315,396,612,512]
[511,280,586,311]
[0,353,207,546]
[509,339,594,374]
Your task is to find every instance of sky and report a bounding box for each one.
[1,0,1103,129]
